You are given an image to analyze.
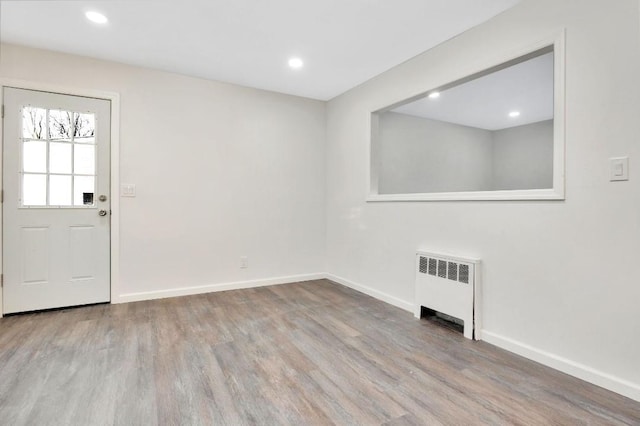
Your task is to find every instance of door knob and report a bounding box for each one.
[98,209,108,216]
[99,195,108,202]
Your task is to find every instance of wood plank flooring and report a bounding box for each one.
[0,279,639,425]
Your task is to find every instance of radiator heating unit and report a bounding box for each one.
[415,250,481,340]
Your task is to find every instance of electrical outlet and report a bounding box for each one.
[240,256,248,269]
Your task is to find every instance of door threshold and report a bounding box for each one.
[2,301,110,317]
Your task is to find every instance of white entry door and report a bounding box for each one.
[2,87,111,314]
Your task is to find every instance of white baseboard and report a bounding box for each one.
[116,273,325,304]
[324,273,414,312]
[482,330,640,402]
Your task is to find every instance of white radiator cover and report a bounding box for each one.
[414,250,481,340]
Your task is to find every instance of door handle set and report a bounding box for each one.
[99,195,109,216]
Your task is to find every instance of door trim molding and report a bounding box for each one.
[0,79,121,317]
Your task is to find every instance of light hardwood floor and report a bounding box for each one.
[0,279,638,425]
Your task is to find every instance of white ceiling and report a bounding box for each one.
[392,52,554,130]
[0,0,520,101]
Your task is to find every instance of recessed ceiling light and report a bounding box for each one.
[428,92,440,99]
[509,111,521,118]
[86,11,108,25]
[288,57,304,69]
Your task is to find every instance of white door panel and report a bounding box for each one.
[21,226,49,284]
[3,87,111,314]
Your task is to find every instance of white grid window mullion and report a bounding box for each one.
[19,107,98,208]
[45,109,51,206]
[71,112,76,205]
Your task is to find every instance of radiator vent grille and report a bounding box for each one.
[428,258,437,275]
[419,256,469,284]
[448,262,458,281]
[459,264,469,284]
[419,256,428,274]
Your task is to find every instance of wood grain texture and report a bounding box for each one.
[0,279,639,425]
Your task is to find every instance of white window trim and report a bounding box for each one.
[367,30,566,202]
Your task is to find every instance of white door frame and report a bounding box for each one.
[0,79,120,317]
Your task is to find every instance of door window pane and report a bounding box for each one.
[49,142,72,174]
[20,106,100,208]
[74,176,95,206]
[74,113,95,143]
[74,144,95,175]
[49,110,73,141]
[23,174,47,206]
[49,175,72,205]
[23,141,47,173]
[22,107,46,139]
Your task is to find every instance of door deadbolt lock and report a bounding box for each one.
[98,209,108,216]
[99,195,108,202]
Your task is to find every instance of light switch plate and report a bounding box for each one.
[121,183,136,197]
[609,157,629,181]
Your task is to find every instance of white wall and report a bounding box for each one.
[325,0,640,401]
[0,43,326,300]
[493,120,553,190]
[377,112,493,193]
[377,112,552,193]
